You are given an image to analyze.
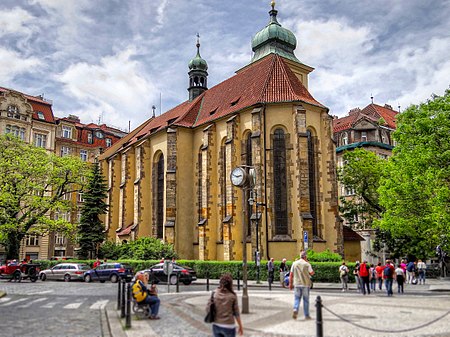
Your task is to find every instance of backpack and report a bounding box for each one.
[359,263,369,277]
[132,280,147,302]
[384,265,392,278]
[339,266,348,277]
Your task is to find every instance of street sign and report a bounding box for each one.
[304,231,309,250]
[163,261,173,275]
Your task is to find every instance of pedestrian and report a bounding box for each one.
[369,263,377,292]
[353,261,361,293]
[383,259,395,297]
[339,261,349,292]
[375,262,384,290]
[289,251,314,320]
[279,258,287,288]
[131,272,161,320]
[417,259,427,284]
[206,273,244,337]
[267,257,274,285]
[395,264,405,294]
[93,257,101,268]
[103,258,107,264]
[400,259,407,274]
[359,260,371,295]
[406,259,415,284]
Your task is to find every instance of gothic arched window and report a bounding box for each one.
[307,130,318,236]
[198,149,203,221]
[273,128,288,235]
[341,132,348,146]
[244,132,252,237]
[156,154,164,239]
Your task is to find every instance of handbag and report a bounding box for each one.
[204,291,216,323]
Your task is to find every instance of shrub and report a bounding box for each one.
[98,237,178,260]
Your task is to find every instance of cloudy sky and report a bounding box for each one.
[1,0,449,131]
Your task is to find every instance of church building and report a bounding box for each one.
[100,3,343,261]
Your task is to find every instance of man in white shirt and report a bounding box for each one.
[289,251,314,320]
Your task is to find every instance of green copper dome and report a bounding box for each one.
[251,3,300,64]
[188,40,208,71]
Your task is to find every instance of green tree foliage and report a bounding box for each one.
[0,134,88,259]
[378,90,450,256]
[337,148,386,228]
[77,162,108,259]
[99,237,178,260]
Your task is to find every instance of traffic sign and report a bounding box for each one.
[303,231,308,243]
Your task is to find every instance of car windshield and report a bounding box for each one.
[79,265,90,270]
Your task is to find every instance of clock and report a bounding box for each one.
[230,167,246,187]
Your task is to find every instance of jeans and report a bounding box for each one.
[378,277,383,290]
[370,278,376,291]
[340,275,348,290]
[361,276,370,295]
[293,286,310,317]
[213,324,236,337]
[141,295,160,316]
[385,278,393,296]
[418,270,426,284]
[397,275,404,293]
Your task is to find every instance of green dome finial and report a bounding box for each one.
[188,33,208,71]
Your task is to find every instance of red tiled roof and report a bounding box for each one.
[343,226,364,241]
[1,86,55,123]
[116,224,133,236]
[102,54,326,157]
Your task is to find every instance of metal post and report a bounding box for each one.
[176,271,180,293]
[117,278,121,310]
[241,187,249,313]
[120,279,126,318]
[206,271,210,291]
[237,268,240,291]
[316,296,323,337]
[125,282,131,328]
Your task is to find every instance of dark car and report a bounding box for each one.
[143,262,197,285]
[84,263,133,283]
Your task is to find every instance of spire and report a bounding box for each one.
[188,34,208,101]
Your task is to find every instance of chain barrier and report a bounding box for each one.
[321,302,450,334]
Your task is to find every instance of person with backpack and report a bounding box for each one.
[406,260,416,284]
[359,260,371,295]
[417,259,427,284]
[369,264,377,292]
[132,272,161,319]
[339,261,349,292]
[383,259,395,296]
[375,262,384,290]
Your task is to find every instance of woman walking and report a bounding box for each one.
[207,273,244,337]
[339,262,349,292]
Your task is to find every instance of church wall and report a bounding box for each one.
[138,140,153,238]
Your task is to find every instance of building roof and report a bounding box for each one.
[0,86,55,123]
[333,103,398,133]
[343,226,365,241]
[336,141,394,153]
[102,54,325,158]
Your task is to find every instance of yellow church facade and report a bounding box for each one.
[100,5,343,261]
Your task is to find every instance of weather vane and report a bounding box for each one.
[271,1,276,10]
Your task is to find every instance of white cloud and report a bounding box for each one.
[56,47,158,128]
[0,48,41,82]
[0,7,35,37]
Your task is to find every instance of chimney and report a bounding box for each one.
[67,114,80,123]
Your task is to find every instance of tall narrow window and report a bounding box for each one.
[245,133,252,237]
[221,143,227,218]
[198,151,203,221]
[273,128,288,235]
[307,130,318,236]
[156,155,164,239]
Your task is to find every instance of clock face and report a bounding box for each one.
[230,167,246,187]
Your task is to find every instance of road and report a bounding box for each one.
[0,280,205,337]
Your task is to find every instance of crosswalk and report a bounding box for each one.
[0,296,110,310]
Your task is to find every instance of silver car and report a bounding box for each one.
[40,263,90,282]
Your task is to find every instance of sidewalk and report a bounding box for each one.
[106,278,450,337]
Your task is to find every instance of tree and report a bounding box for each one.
[77,162,108,259]
[378,89,450,257]
[337,148,386,229]
[0,134,88,259]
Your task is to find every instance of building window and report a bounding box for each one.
[62,126,72,138]
[220,142,227,222]
[60,146,70,157]
[25,235,39,246]
[341,132,348,146]
[244,132,252,237]
[80,149,88,161]
[95,131,104,139]
[273,128,288,236]
[87,132,93,144]
[77,192,84,202]
[344,187,356,196]
[55,233,66,246]
[34,133,47,148]
[62,192,71,201]
[156,155,164,239]
[37,111,45,120]
[198,150,202,222]
[6,125,25,140]
[7,105,20,119]
[307,130,318,236]
[361,131,367,142]
[106,138,112,147]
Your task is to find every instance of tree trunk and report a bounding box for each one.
[5,232,22,260]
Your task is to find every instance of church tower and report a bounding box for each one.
[188,35,208,101]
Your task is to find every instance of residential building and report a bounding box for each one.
[333,102,398,262]
[100,4,343,261]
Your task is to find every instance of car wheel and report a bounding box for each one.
[64,274,71,282]
[84,274,92,283]
[110,274,119,283]
[100,280,106,283]
[169,275,178,285]
[40,273,47,281]
[182,280,191,285]
[12,271,21,283]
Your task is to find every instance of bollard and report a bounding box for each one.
[237,269,240,291]
[176,271,180,293]
[315,296,323,337]
[117,278,122,310]
[126,282,132,328]
[120,279,126,318]
[206,271,210,292]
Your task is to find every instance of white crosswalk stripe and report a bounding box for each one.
[90,300,109,310]
[2,298,28,306]
[41,301,58,308]
[17,297,47,308]
[0,297,11,303]
[63,302,83,309]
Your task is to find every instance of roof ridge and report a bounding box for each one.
[277,56,298,98]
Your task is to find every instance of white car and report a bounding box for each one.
[39,263,90,282]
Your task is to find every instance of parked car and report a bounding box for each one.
[84,263,133,283]
[0,262,40,282]
[39,263,90,282]
[142,262,197,285]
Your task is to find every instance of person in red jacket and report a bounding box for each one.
[93,258,101,268]
[359,260,371,295]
